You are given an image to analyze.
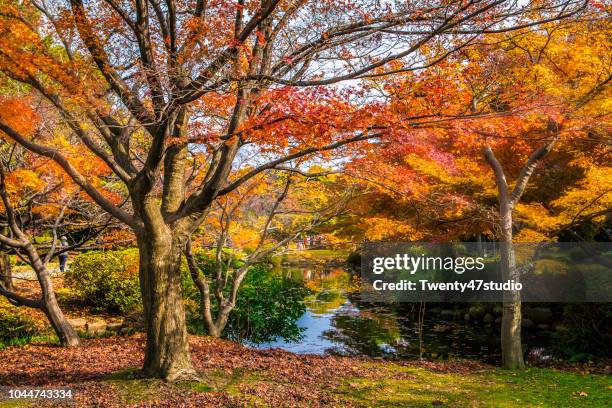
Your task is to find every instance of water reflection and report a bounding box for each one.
[255,264,550,364]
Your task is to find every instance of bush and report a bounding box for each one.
[224,264,309,344]
[183,251,309,344]
[552,303,612,359]
[0,309,38,348]
[65,249,141,314]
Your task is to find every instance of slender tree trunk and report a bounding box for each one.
[0,226,12,291]
[30,244,80,347]
[0,252,12,291]
[483,145,525,369]
[42,292,80,347]
[499,204,524,369]
[185,240,223,338]
[484,138,556,369]
[137,232,196,381]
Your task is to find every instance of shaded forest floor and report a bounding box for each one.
[0,335,610,407]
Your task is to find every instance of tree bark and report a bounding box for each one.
[483,145,524,369]
[0,252,12,291]
[42,292,80,347]
[137,232,197,381]
[184,238,252,339]
[484,137,556,369]
[499,206,524,369]
[0,225,12,291]
[31,244,81,347]
[184,240,218,336]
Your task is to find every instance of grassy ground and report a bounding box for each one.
[0,335,609,407]
[339,364,610,407]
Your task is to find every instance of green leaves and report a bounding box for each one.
[65,249,141,314]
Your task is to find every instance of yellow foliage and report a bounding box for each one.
[551,166,612,225]
[360,217,423,241]
[514,228,551,243]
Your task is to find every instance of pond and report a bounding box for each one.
[253,264,553,364]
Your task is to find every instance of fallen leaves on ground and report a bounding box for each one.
[0,334,493,407]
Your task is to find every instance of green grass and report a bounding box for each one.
[0,400,32,408]
[103,368,163,404]
[100,367,262,405]
[480,368,611,407]
[340,365,612,407]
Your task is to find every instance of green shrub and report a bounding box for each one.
[552,303,612,359]
[65,249,141,314]
[225,264,309,344]
[183,251,309,344]
[0,309,38,348]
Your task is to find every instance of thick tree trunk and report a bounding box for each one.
[499,207,524,369]
[137,233,196,381]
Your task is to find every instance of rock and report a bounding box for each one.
[106,322,123,332]
[468,305,486,319]
[527,307,553,324]
[464,313,471,321]
[492,305,503,316]
[452,309,463,320]
[86,320,107,335]
[536,323,550,331]
[430,307,443,314]
[521,318,534,329]
[495,317,502,324]
[440,309,454,317]
[67,318,87,330]
[553,323,569,333]
[123,311,145,331]
[433,324,451,333]
[483,313,494,324]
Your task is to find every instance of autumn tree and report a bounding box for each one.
[349,14,609,369]
[0,110,118,347]
[479,17,610,369]
[186,170,349,337]
[0,0,590,380]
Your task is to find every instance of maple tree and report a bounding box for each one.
[0,0,592,380]
[186,170,348,337]
[478,17,610,370]
[345,14,610,369]
[0,120,118,346]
